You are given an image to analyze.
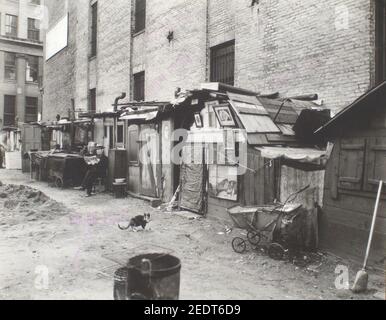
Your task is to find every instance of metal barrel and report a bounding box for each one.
[113,253,181,300]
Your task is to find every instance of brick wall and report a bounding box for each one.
[136,0,208,101]
[234,0,374,114]
[43,0,377,118]
[43,0,76,121]
[43,0,132,121]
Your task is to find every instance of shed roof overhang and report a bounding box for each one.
[315,81,386,137]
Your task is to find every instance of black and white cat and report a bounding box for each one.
[118,214,151,231]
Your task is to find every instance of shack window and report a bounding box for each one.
[128,125,139,164]
[365,137,386,193]
[3,95,16,127]
[376,0,386,84]
[338,138,366,191]
[90,2,98,57]
[210,40,235,86]
[134,0,146,33]
[117,124,124,144]
[133,71,145,102]
[25,97,38,123]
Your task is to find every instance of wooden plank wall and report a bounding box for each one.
[207,148,277,223]
[242,148,276,206]
[322,137,386,264]
[279,166,325,206]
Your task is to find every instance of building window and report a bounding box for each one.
[128,125,139,163]
[210,40,235,86]
[117,124,124,144]
[90,2,98,57]
[133,71,145,101]
[134,0,146,33]
[26,55,39,83]
[25,97,38,123]
[5,14,18,37]
[4,52,17,81]
[3,95,16,127]
[30,0,41,4]
[27,18,40,41]
[89,88,96,113]
[376,0,386,84]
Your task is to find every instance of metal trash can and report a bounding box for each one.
[114,253,181,300]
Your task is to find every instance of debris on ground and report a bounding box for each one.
[0,183,68,225]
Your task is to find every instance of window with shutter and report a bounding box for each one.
[338,138,366,191]
[365,137,386,193]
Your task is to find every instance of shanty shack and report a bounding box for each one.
[118,102,176,202]
[315,81,386,264]
[171,83,330,232]
[92,82,330,250]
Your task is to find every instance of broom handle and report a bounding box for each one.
[363,180,383,270]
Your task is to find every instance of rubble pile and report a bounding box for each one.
[0,181,68,225]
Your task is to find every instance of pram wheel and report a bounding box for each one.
[268,243,285,261]
[232,237,247,254]
[247,231,261,246]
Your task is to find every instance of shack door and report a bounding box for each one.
[139,124,160,198]
[22,124,42,173]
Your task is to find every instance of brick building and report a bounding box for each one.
[0,0,44,130]
[43,0,386,126]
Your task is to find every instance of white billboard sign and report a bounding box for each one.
[46,14,68,60]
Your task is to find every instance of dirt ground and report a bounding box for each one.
[0,169,384,300]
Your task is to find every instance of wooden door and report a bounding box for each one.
[139,124,160,198]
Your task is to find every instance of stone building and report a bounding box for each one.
[0,0,44,130]
[43,0,386,123]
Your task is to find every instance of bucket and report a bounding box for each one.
[113,253,181,300]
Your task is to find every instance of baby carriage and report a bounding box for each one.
[229,185,310,260]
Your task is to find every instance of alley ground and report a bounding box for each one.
[0,169,384,300]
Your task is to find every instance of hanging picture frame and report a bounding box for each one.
[213,104,236,127]
[194,113,203,128]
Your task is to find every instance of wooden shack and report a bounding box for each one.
[119,102,176,203]
[173,83,330,224]
[315,81,386,264]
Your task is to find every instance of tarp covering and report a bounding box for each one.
[255,147,327,163]
[178,145,207,215]
[179,163,205,214]
[120,111,158,121]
